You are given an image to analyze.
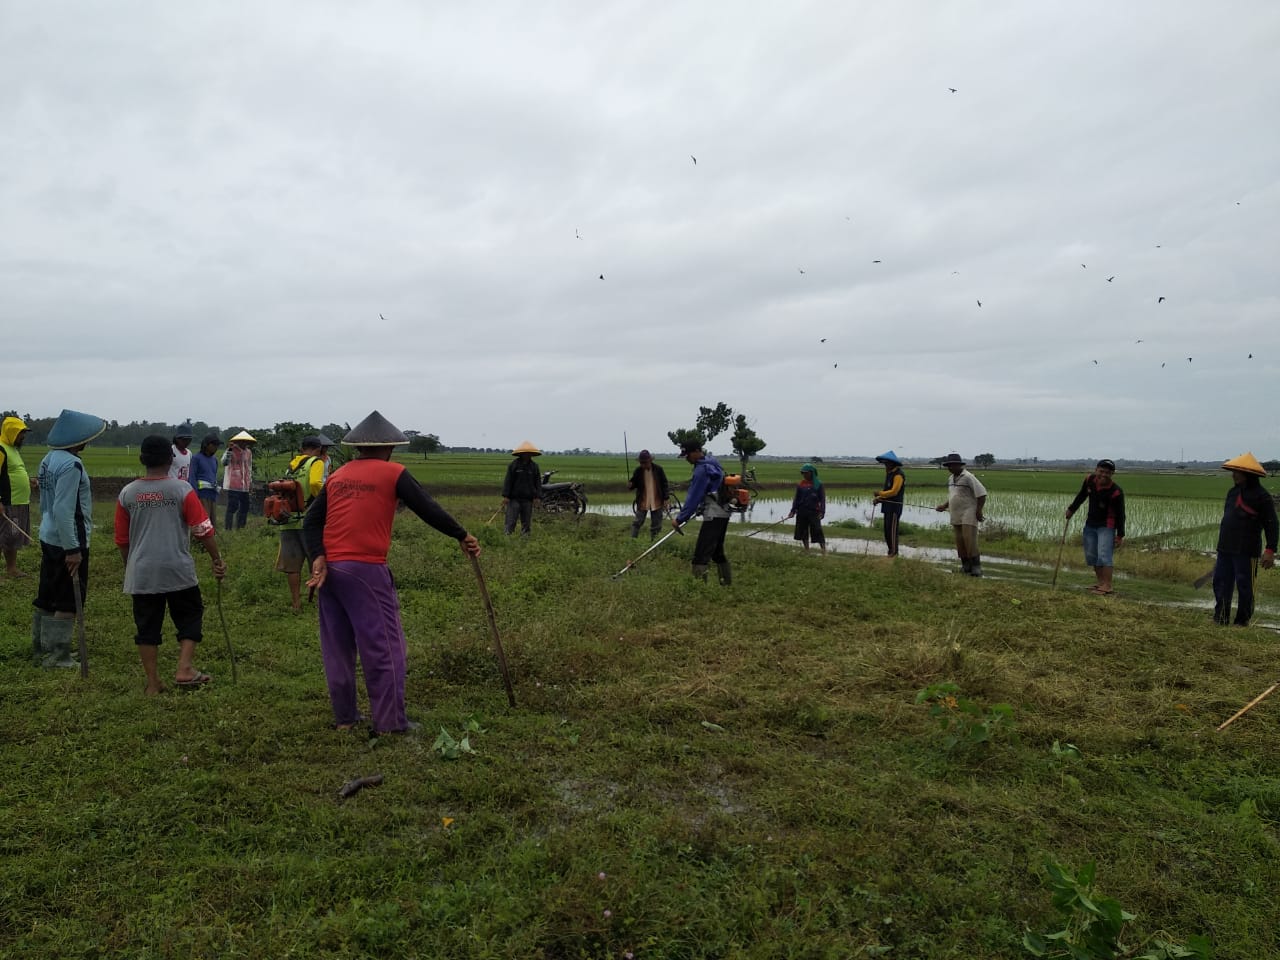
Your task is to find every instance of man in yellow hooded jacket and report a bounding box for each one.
[0,415,36,578]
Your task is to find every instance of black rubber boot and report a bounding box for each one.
[31,610,47,666]
[969,561,984,578]
[717,561,733,586]
[691,564,709,582]
[41,617,78,669]
[961,557,972,575]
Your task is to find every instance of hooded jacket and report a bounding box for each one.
[0,416,31,508]
[1216,477,1279,557]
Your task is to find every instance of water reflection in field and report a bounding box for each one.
[593,492,1222,549]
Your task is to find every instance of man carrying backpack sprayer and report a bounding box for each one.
[671,437,732,584]
[276,434,331,611]
[872,450,906,557]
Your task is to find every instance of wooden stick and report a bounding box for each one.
[470,555,516,708]
[1217,680,1280,732]
[1051,517,1070,589]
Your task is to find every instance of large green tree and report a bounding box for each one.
[668,402,767,477]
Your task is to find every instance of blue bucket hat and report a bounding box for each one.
[875,449,902,466]
[47,409,106,450]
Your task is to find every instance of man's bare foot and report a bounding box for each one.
[6,570,28,579]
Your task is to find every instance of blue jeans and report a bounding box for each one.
[1082,525,1116,567]
[225,490,250,530]
[1213,552,1257,625]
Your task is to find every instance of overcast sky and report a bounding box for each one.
[3,2,1277,461]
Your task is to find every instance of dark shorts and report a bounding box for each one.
[0,503,31,551]
[132,586,205,645]
[34,542,89,615]
[793,511,825,545]
[275,528,310,574]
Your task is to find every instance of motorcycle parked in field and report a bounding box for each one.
[540,470,588,517]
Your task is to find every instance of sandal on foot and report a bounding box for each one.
[175,671,213,688]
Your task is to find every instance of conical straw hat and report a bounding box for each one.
[1222,452,1267,477]
[229,430,256,443]
[46,409,106,450]
[342,410,409,446]
[511,440,541,455]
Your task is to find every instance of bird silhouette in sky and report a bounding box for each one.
[976,300,982,307]
[798,268,805,274]
[1157,296,1165,303]
[1162,362,1166,368]
[1081,264,1087,268]
[872,260,881,264]
[1248,353,1253,359]
[379,313,386,321]
[575,229,582,240]
[833,363,838,369]
[690,155,697,165]
[1106,276,1115,282]
[1135,339,1144,344]
[598,274,604,280]
[948,87,957,93]
[1187,357,1193,363]
[820,338,827,343]
[1092,360,1098,365]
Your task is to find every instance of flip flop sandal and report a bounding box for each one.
[175,671,213,688]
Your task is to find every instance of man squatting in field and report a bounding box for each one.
[935,452,987,577]
[276,434,330,611]
[1211,452,1277,627]
[304,411,481,735]
[32,409,105,669]
[115,435,227,694]
[1065,459,1125,596]
[0,415,36,578]
[872,450,906,558]
[672,437,732,585]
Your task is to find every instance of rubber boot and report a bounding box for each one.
[691,563,709,582]
[716,561,733,586]
[960,557,972,575]
[969,560,984,578]
[41,617,79,669]
[31,610,48,666]
[630,518,642,538]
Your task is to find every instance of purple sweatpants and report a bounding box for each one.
[318,560,410,733]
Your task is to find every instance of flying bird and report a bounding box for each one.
[1135,339,1144,344]
[1081,264,1087,268]
[1161,362,1166,368]
[1092,360,1098,365]
[575,229,582,240]
[1106,276,1115,282]
[379,313,386,321]
[872,259,881,264]
[1187,357,1193,363]
[1157,296,1165,303]
[690,155,697,165]
[820,338,827,343]
[948,87,957,93]
[1248,353,1253,359]
[798,268,805,274]
[833,363,838,369]
[599,274,604,280]
[976,300,982,307]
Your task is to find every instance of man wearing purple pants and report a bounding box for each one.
[303,411,481,734]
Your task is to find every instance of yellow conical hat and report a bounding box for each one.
[511,440,541,455]
[230,430,256,443]
[1222,452,1267,477]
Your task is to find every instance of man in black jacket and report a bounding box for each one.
[1212,452,1278,627]
[502,440,543,537]
[627,450,669,539]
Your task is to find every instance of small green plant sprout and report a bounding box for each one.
[1051,740,1081,759]
[914,682,1014,750]
[1023,859,1212,960]
[432,726,477,760]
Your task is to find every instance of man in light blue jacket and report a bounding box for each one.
[33,408,104,668]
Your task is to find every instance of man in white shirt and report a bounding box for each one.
[169,422,194,483]
[935,453,987,577]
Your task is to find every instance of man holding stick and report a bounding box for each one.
[304,411,480,735]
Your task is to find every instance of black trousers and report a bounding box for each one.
[693,516,730,565]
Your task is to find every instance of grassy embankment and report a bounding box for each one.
[2,459,1277,958]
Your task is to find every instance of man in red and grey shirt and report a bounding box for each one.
[303,410,480,735]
